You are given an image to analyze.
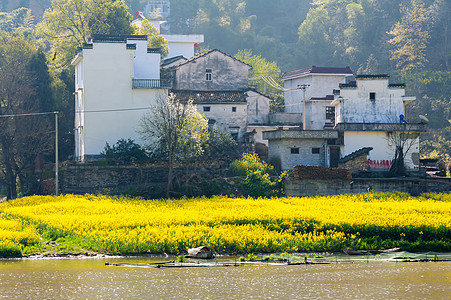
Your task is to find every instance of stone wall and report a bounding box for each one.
[60,162,227,195]
[285,177,451,197]
[338,153,368,174]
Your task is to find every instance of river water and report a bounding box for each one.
[0,257,450,299]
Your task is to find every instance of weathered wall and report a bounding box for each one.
[174,50,250,90]
[285,178,451,197]
[338,153,368,173]
[60,163,228,195]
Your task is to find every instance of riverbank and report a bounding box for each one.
[1,192,450,258]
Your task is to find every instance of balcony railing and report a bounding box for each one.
[132,79,172,89]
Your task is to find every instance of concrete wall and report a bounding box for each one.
[174,51,250,90]
[285,178,451,197]
[269,113,302,126]
[268,138,327,170]
[305,100,334,130]
[246,90,270,125]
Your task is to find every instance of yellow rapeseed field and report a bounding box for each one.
[0,192,450,256]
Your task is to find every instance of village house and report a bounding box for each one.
[264,72,424,172]
[166,49,275,146]
[72,35,170,161]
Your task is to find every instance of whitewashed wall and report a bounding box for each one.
[73,40,167,160]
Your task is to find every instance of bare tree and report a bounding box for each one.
[388,128,420,176]
[138,93,208,198]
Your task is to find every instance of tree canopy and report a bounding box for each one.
[37,0,134,67]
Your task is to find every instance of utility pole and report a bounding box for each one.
[54,112,59,197]
[298,84,310,130]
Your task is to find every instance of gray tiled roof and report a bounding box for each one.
[171,90,247,103]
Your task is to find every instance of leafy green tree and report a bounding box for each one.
[298,7,335,66]
[37,0,134,68]
[0,7,34,36]
[234,49,282,96]
[132,19,168,57]
[427,0,450,71]
[387,0,430,71]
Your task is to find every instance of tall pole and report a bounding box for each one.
[298,84,310,130]
[54,112,59,197]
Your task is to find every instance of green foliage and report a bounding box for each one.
[230,153,288,197]
[37,0,134,68]
[247,253,257,261]
[387,0,430,71]
[205,129,239,160]
[102,138,149,164]
[0,241,22,258]
[229,153,274,177]
[132,19,169,57]
[234,49,282,96]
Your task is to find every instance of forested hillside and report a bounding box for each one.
[0,0,449,197]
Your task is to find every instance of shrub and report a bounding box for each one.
[102,138,148,164]
[0,241,22,258]
[229,153,275,177]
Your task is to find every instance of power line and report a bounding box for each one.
[75,107,152,114]
[0,111,56,118]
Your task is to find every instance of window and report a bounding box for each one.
[232,107,236,112]
[206,69,212,81]
[203,106,210,112]
[370,92,376,100]
[291,148,299,154]
[326,106,335,120]
[312,148,320,154]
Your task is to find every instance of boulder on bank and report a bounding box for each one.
[187,246,215,259]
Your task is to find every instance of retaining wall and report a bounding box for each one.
[285,177,451,197]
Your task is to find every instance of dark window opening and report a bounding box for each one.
[370,92,376,100]
[203,106,210,112]
[206,69,212,81]
[326,106,335,121]
[291,148,300,154]
[232,107,236,112]
[312,148,320,154]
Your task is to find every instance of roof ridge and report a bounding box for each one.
[172,49,252,69]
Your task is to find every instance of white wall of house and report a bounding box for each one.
[196,102,247,140]
[305,100,335,130]
[73,38,167,161]
[163,34,204,59]
[336,78,407,123]
[343,131,420,169]
[283,74,348,114]
[132,38,161,79]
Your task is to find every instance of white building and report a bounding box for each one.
[265,73,424,172]
[72,35,169,161]
[281,66,353,130]
[332,75,422,170]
